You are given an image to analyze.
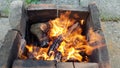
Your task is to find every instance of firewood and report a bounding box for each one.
[39,23,49,32]
[30,23,49,47]
[79,51,89,62]
[30,23,44,41]
[48,35,63,56]
[40,37,49,47]
[54,51,62,62]
[39,33,49,47]
[63,22,79,38]
[48,22,80,56]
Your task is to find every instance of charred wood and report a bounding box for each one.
[54,51,62,62]
[79,51,89,62]
[30,23,44,39]
[48,22,80,56]
[39,33,49,47]
[66,22,79,37]
[39,23,49,32]
[47,35,63,56]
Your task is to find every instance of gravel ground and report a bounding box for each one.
[101,21,120,68]
[0,18,11,48]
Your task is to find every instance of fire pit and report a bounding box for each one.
[3,1,110,68]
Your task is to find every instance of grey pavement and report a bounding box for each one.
[0,0,120,20]
[101,21,120,68]
[0,18,11,48]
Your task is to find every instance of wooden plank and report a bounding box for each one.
[13,60,56,68]
[56,62,74,68]
[74,63,99,68]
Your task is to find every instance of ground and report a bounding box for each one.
[0,0,120,68]
[101,21,120,68]
[0,0,120,20]
[0,18,11,48]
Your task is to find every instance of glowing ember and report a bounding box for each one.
[19,11,103,62]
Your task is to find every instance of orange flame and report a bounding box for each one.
[19,11,103,62]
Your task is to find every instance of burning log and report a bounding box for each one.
[30,23,49,47]
[54,51,62,62]
[39,34,49,47]
[79,51,89,62]
[67,22,80,35]
[48,35,63,56]
[48,22,80,56]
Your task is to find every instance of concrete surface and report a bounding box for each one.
[101,21,120,68]
[0,0,120,20]
[80,0,120,20]
[0,18,11,48]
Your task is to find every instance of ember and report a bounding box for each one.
[19,11,103,62]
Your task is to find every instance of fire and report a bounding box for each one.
[19,11,103,62]
[25,45,33,52]
[49,11,75,37]
[80,19,84,25]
